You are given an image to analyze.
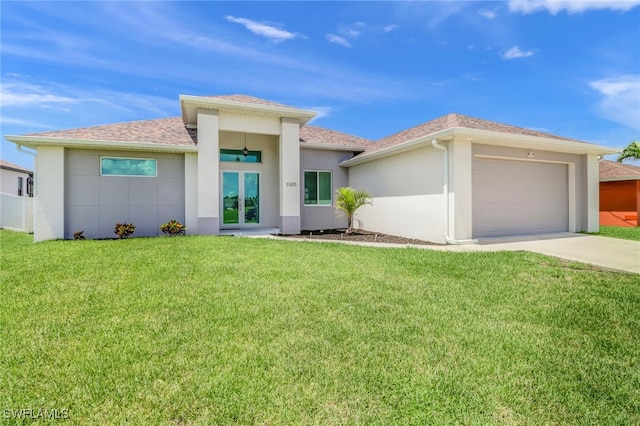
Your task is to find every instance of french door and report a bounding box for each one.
[221,171,260,226]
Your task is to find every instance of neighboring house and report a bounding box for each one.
[599,160,640,227]
[4,94,616,243]
[0,160,34,232]
[1,160,32,197]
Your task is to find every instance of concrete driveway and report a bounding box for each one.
[429,233,640,274]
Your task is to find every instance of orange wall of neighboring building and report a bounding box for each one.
[600,180,640,211]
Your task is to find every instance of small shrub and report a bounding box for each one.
[114,223,135,239]
[160,219,187,236]
[73,230,85,240]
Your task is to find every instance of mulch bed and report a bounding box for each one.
[277,229,441,246]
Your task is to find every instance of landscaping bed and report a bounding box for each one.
[279,228,441,245]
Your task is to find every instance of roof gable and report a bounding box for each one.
[600,160,640,181]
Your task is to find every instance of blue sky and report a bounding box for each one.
[2,0,639,169]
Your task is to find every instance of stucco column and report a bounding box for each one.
[449,138,473,240]
[197,109,220,235]
[184,152,198,234]
[585,154,600,232]
[34,146,65,241]
[279,118,301,234]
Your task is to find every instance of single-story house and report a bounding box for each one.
[4,94,617,243]
[599,160,640,227]
[0,160,34,233]
[1,159,33,197]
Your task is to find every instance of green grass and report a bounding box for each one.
[598,225,640,241]
[1,230,639,425]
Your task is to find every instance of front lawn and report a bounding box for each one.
[1,230,639,425]
[598,225,640,241]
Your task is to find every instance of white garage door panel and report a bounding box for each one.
[473,159,568,238]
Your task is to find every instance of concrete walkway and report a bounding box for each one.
[270,232,640,274]
[427,233,640,274]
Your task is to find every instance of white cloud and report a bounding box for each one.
[326,34,351,48]
[0,83,76,107]
[340,22,365,38]
[225,15,299,43]
[589,75,640,129]
[382,24,399,33]
[1,80,176,119]
[305,106,333,121]
[500,46,535,59]
[508,0,640,14]
[0,116,51,129]
[327,22,397,47]
[478,9,497,19]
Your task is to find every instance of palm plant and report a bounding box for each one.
[335,187,372,234]
[617,141,640,163]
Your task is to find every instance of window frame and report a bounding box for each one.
[303,170,332,206]
[17,176,23,196]
[220,149,262,163]
[100,156,158,177]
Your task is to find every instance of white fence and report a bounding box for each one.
[0,193,33,233]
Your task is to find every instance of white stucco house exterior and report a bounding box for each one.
[1,160,32,197]
[0,160,34,233]
[4,94,616,243]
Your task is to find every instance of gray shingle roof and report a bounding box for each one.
[0,160,32,173]
[205,94,296,108]
[300,125,372,148]
[25,117,197,147]
[600,160,640,181]
[21,116,371,149]
[366,113,587,156]
[15,106,596,156]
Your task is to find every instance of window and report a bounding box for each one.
[26,176,33,197]
[101,157,157,177]
[17,177,23,196]
[304,171,332,205]
[220,149,262,163]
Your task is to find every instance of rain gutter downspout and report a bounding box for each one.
[431,138,478,245]
[17,144,37,158]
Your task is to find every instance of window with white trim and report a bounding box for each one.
[304,171,332,205]
[100,157,157,177]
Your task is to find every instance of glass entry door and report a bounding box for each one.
[222,171,260,226]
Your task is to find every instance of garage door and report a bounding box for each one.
[473,158,569,238]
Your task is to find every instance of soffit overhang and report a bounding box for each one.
[340,127,619,167]
[4,135,198,153]
[180,95,317,127]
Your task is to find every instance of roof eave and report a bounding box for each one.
[180,95,317,127]
[0,165,32,173]
[300,142,368,152]
[456,128,619,155]
[5,135,198,153]
[600,176,640,182]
